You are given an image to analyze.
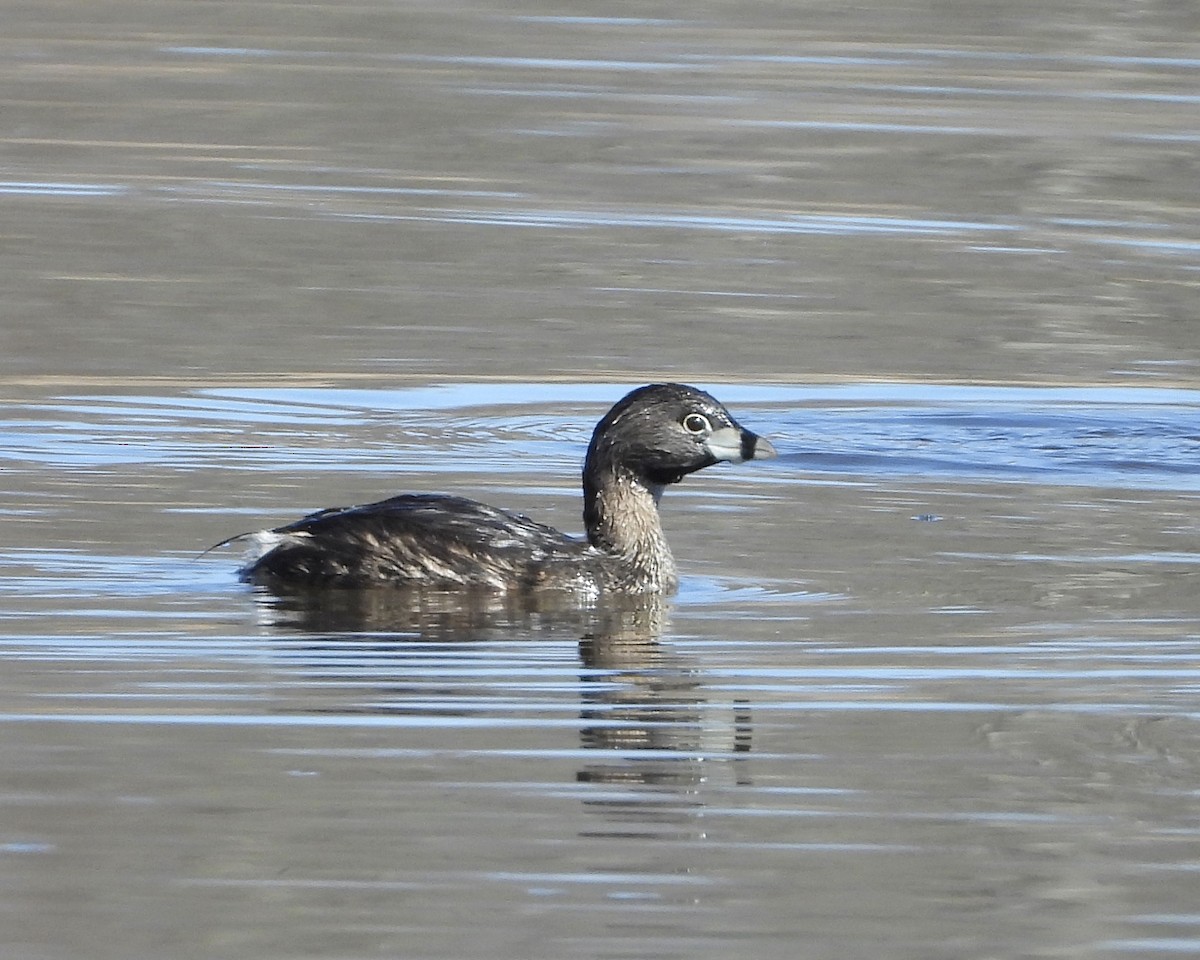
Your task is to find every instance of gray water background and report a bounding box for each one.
[3,2,1200,958]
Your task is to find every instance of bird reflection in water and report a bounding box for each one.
[577,620,753,840]
[252,585,753,834]
[253,583,668,641]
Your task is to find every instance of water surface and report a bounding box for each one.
[3,1,1200,957]
[4,382,1200,959]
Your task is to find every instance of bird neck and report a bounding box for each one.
[583,464,677,591]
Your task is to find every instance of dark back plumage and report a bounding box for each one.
[245,494,586,589]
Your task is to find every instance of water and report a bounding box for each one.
[4,383,1200,958]
[4,1,1200,957]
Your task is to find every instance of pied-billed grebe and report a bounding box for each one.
[231,383,776,594]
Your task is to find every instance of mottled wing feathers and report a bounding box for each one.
[242,493,588,589]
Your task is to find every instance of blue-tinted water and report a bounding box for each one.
[10,381,1199,486]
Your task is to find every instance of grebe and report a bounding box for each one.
[231,383,776,594]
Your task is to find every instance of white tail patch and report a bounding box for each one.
[242,529,312,563]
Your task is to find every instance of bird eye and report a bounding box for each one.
[682,413,711,435]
